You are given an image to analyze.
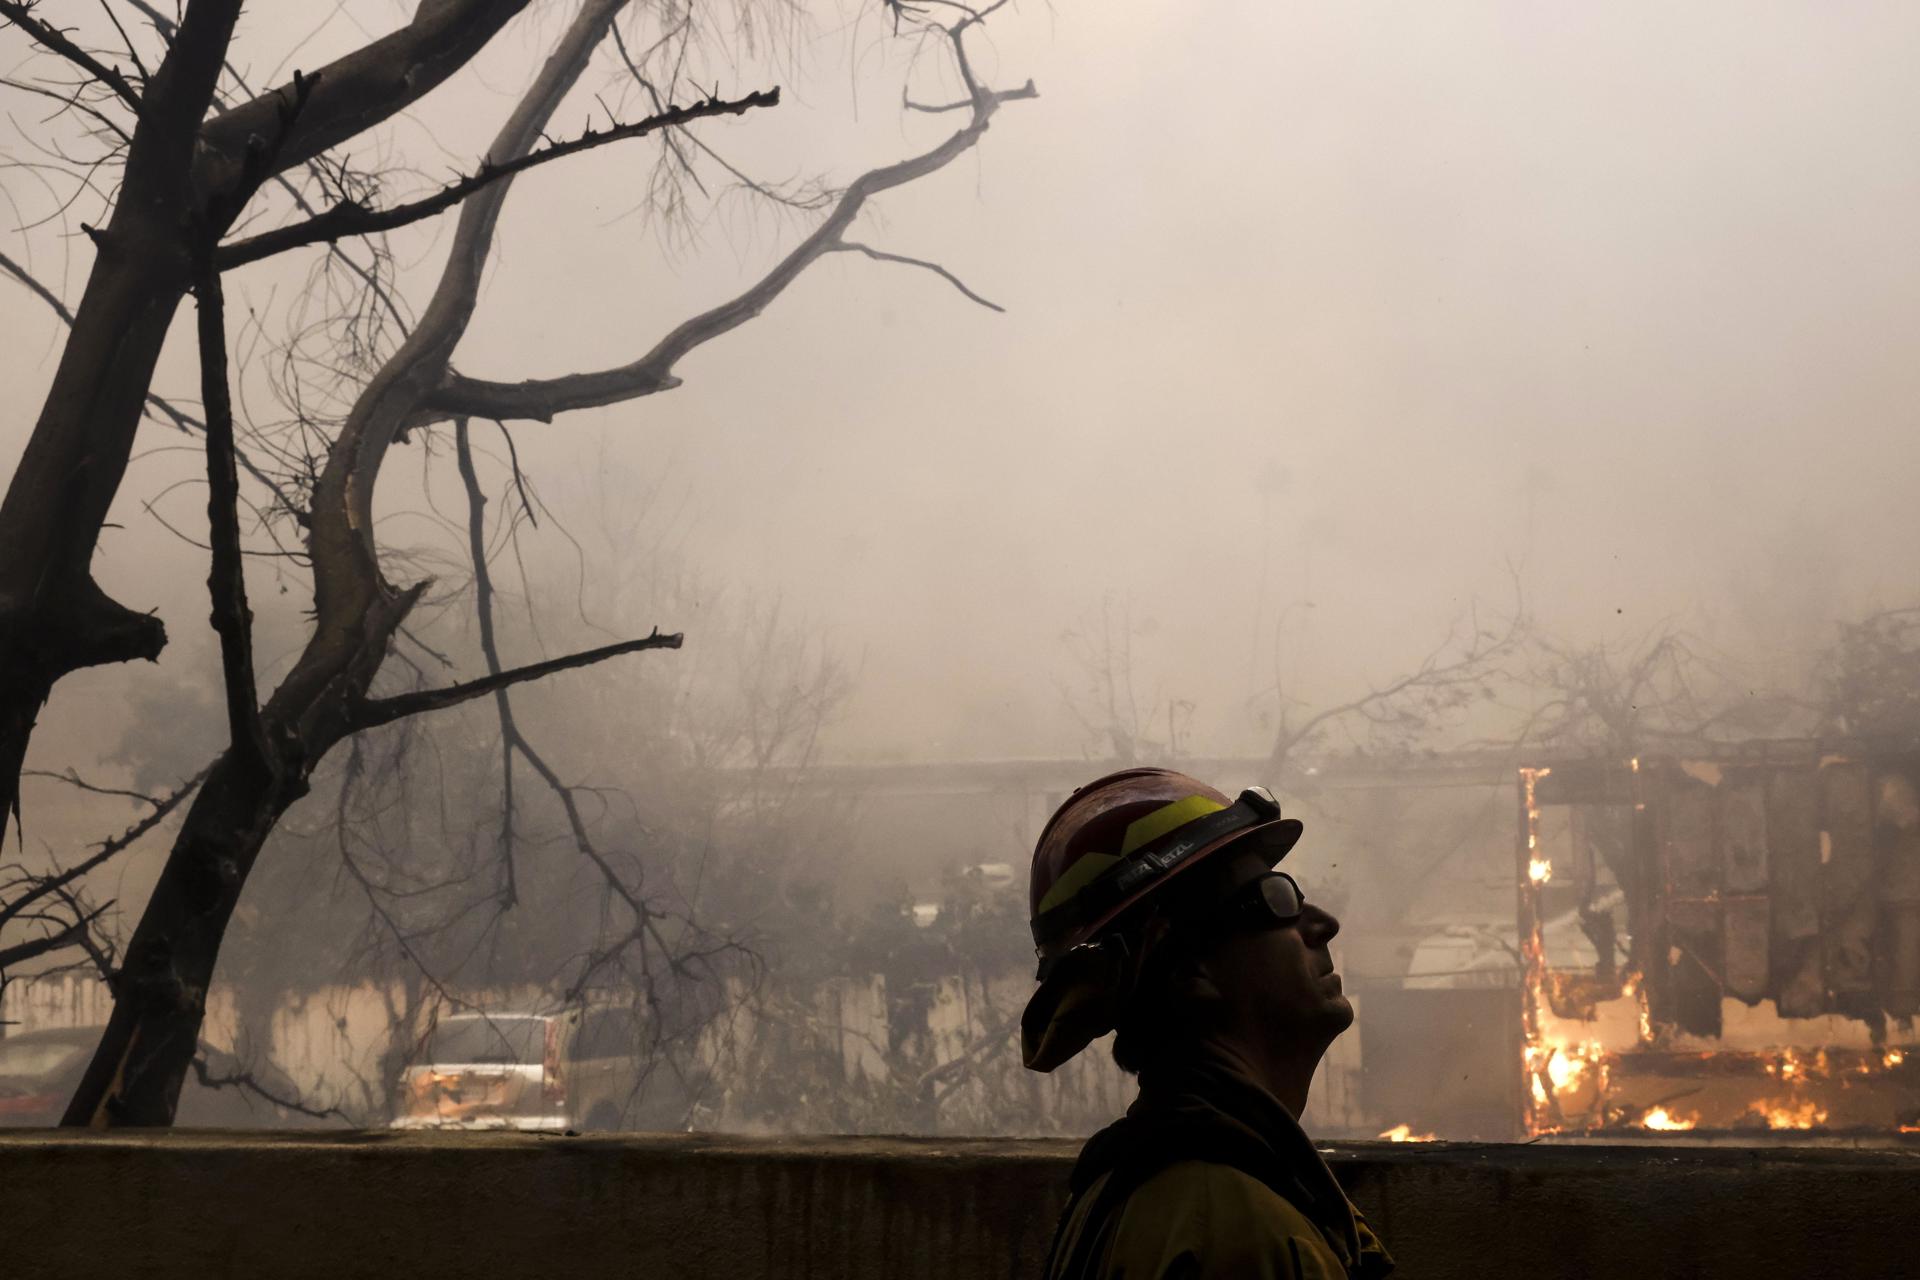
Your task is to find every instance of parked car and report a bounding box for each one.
[391,1004,697,1132]
[0,1025,316,1127]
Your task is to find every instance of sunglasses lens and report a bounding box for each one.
[1261,874,1303,920]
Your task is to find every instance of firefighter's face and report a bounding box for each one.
[1199,848,1354,1048]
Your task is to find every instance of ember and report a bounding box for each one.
[1640,1107,1697,1131]
[1756,1100,1829,1130]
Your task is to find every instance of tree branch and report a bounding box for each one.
[0,1,145,115]
[0,764,205,932]
[194,0,535,191]
[215,89,779,271]
[0,240,295,523]
[352,631,683,731]
[304,0,647,633]
[20,767,163,808]
[453,419,518,907]
[188,1054,348,1123]
[423,55,1036,423]
[0,897,111,973]
[831,241,1003,312]
[193,255,270,771]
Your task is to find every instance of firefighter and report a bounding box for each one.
[1022,768,1392,1279]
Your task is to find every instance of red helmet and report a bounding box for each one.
[1028,767,1302,971]
[1021,768,1302,1069]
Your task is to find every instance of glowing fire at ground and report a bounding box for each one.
[1377,1124,1436,1143]
[1640,1107,1697,1131]
[1756,1100,1829,1130]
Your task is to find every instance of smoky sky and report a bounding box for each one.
[6,0,1920,783]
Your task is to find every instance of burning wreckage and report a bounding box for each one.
[1517,746,1920,1137]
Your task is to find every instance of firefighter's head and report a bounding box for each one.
[1020,767,1347,1078]
[1107,841,1351,1077]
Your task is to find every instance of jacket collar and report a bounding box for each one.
[1070,1044,1388,1274]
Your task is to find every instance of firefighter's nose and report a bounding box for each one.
[1300,903,1340,946]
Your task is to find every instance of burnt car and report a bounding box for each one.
[0,1025,316,1127]
[391,1006,698,1132]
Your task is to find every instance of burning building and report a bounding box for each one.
[1518,745,1920,1137]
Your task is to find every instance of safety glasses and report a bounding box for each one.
[1217,871,1306,931]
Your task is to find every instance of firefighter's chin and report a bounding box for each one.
[1319,973,1356,1034]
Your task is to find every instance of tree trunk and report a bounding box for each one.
[60,747,301,1125]
[59,569,421,1125]
[0,0,536,834]
[0,0,247,831]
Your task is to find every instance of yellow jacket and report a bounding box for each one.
[1042,1053,1392,1279]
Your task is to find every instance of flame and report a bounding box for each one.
[1377,1123,1436,1143]
[1640,1107,1697,1131]
[1757,1100,1829,1130]
[1543,1041,1604,1093]
[1510,761,1915,1138]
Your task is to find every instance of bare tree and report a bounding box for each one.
[1515,623,1807,758]
[1255,592,1527,781]
[1057,596,1194,765]
[0,1,1034,1124]
[1817,605,1920,744]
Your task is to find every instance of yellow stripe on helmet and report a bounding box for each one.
[1120,795,1227,856]
[1036,796,1229,919]
[1034,852,1119,916]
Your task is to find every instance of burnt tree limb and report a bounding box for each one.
[191,258,271,776]
[422,74,1037,425]
[352,631,685,732]
[0,0,534,833]
[57,0,644,1129]
[0,1,147,114]
[215,89,778,271]
[50,0,1029,1128]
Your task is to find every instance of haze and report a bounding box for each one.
[6,0,1917,777]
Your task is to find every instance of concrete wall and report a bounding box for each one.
[5,1131,1915,1279]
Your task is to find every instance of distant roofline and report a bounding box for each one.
[746,736,1920,796]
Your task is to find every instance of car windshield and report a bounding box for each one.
[0,1039,86,1079]
[424,1016,546,1065]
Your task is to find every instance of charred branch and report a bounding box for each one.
[194,0,534,191]
[423,55,1035,424]
[351,631,683,733]
[0,766,204,939]
[0,896,112,973]
[215,89,780,271]
[0,248,290,504]
[187,1055,348,1123]
[0,1,146,115]
[192,257,271,773]
[453,419,518,905]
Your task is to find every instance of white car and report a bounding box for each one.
[390,1006,697,1132]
